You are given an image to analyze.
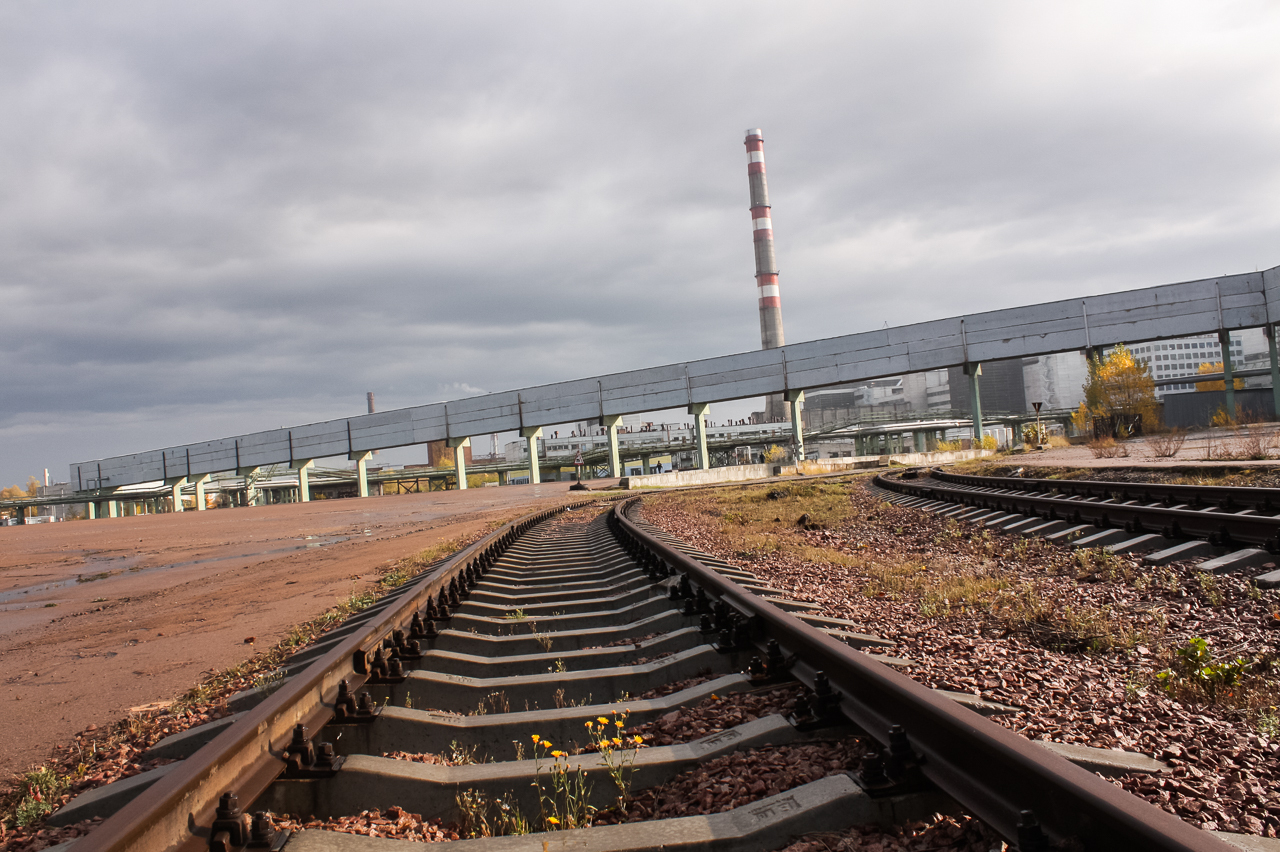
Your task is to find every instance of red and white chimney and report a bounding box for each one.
[745,128,787,419]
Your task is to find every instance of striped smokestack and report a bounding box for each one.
[745,128,787,420]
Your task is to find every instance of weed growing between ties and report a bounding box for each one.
[455,789,530,838]
[451,717,646,839]
[584,712,644,816]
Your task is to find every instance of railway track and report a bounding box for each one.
[51,492,1240,852]
[872,469,1280,584]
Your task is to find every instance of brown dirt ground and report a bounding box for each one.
[0,482,597,780]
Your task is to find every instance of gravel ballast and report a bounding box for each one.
[643,476,1280,837]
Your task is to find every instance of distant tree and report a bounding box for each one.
[1194,361,1243,392]
[1082,345,1158,437]
[1,476,39,500]
[0,476,39,519]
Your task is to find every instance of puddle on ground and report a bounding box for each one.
[0,536,351,604]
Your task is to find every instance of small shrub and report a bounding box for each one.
[1236,427,1277,461]
[1145,429,1186,459]
[1088,438,1128,459]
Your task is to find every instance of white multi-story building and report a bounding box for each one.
[1129,332,1248,398]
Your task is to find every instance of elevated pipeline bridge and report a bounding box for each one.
[23,262,1280,522]
[3,410,1036,521]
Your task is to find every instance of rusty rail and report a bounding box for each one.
[72,502,586,852]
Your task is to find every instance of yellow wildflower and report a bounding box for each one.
[551,750,564,757]
[547,817,560,825]
[531,734,540,743]
[597,716,608,724]
[612,737,622,746]
[615,720,624,728]
[632,735,644,744]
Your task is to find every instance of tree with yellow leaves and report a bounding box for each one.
[1081,345,1159,437]
[0,476,39,500]
[1194,361,1243,392]
[0,476,39,520]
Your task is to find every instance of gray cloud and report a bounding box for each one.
[2,2,1279,485]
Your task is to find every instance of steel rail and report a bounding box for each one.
[876,471,1280,550]
[72,501,590,852]
[930,468,1280,514]
[612,497,1233,852]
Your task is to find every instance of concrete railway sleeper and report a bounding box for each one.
[874,469,1280,585]
[54,494,1239,852]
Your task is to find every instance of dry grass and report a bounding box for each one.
[861,556,1139,653]
[1088,438,1129,459]
[653,481,1147,658]
[656,481,861,567]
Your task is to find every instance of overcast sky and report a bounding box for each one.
[2,2,1279,487]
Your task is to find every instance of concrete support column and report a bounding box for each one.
[520,427,543,484]
[1268,325,1280,420]
[1219,330,1237,418]
[967,362,984,441]
[291,461,314,502]
[602,415,623,478]
[787,390,805,461]
[689,403,711,470]
[85,501,97,520]
[166,477,188,512]
[237,467,261,506]
[348,452,371,498]
[447,438,471,490]
[107,500,120,518]
[497,470,508,486]
[641,457,651,475]
[193,475,210,510]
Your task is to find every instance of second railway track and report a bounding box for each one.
[874,468,1280,584]
[51,492,1243,852]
